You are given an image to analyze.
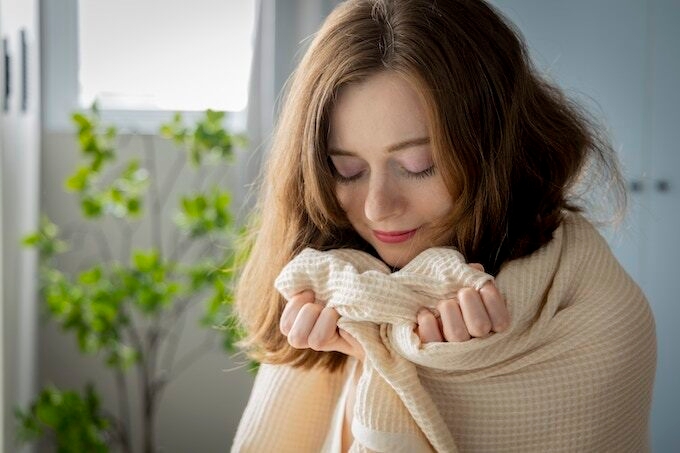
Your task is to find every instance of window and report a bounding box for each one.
[78,0,255,112]
[43,0,256,131]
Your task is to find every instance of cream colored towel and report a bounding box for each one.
[233,213,656,452]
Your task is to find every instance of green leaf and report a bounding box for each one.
[65,166,91,192]
[22,232,41,246]
[174,187,233,237]
[78,267,102,285]
[71,112,93,130]
[22,216,68,259]
[106,344,140,370]
[82,197,103,218]
[14,385,110,452]
[133,250,159,272]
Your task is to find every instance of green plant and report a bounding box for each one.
[16,105,249,453]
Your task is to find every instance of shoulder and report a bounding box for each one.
[556,212,653,328]
[558,212,633,288]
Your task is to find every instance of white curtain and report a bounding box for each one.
[240,0,341,211]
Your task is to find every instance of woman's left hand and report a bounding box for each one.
[415,263,509,343]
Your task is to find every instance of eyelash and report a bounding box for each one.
[333,165,436,184]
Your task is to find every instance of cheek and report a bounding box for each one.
[335,185,362,220]
[423,182,455,218]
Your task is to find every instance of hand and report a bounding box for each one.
[280,290,365,362]
[415,263,509,343]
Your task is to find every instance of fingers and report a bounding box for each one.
[468,262,484,272]
[280,290,366,361]
[457,287,493,337]
[438,299,471,342]
[415,309,444,343]
[467,262,509,333]
[287,302,324,349]
[279,290,315,336]
[419,261,509,343]
[479,282,510,332]
[307,307,341,349]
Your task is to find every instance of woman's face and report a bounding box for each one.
[328,71,454,268]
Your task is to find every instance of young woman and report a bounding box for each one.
[231,0,656,452]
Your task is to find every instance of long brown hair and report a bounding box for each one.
[235,0,625,370]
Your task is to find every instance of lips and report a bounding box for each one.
[372,228,418,244]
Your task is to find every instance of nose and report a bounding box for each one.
[364,173,404,223]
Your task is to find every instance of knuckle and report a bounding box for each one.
[444,326,470,342]
[480,283,501,301]
[417,309,433,324]
[287,331,307,349]
[307,336,322,351]
[307,330,331,350]
[469,262,484,272]
[458,287,478,300]
[322,305,340,320]
[438,299,457,311]
[468,319,492,337]
[298,302,322,317]
[291,290,315,304]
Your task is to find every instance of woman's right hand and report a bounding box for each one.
[280,290,365,362]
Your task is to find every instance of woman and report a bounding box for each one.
[232,0,656,452]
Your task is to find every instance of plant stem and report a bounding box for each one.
[140,356,155,453]
[143,135,163,258]
[118,219,134,263]
[159,296,192,381]
[114,370,132,453]
[160,152,186,209]
[93,226,115,262]
[166,334,216,383]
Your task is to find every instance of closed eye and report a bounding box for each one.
[403,165,436,179]
[333,170,365,184]
[329,155,366,183]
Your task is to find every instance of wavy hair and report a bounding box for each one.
[234,0,625,370]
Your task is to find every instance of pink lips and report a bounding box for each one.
[373,228,418,244]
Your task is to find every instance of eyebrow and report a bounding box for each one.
[328,136,431,156]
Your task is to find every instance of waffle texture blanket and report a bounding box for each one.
[232,213,656,452]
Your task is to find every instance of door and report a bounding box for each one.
[645,0,680,448]
[490,0,678,450]
[0,0,41,452]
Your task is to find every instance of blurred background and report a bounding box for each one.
[1,0,678,451]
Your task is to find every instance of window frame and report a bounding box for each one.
[41,0,249,134]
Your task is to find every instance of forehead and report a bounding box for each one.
[327,71,430,151]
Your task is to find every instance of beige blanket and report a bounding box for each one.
[232,213,656,452]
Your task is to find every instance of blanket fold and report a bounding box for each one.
[233,213,656,453]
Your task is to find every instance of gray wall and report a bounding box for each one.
[490,1,678,450]
[38,132,254,452]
